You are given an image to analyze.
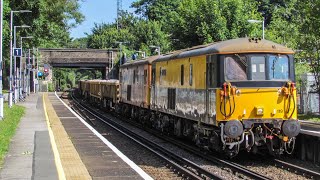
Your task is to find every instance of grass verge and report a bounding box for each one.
[298,114,320,122]
[0,104,25,167]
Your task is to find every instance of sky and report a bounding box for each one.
[70,0,136,39]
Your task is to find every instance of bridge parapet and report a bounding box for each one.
[38,48,118,67]
[38,48,119,79]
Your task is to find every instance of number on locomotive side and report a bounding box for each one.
[277,109,283,113]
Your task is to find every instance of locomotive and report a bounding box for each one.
[79,38,300,157]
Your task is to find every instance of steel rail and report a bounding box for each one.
[144,128,272,180]
[273,159,320,179]
[71,91,271,180]
[69,92,224,180]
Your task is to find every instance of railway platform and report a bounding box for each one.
[0,92,152,180]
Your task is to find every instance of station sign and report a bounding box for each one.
[13,48,22,57]
[27,64,32,69]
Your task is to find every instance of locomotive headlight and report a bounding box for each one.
[282,120,301,138]
[224,120,243,138]
[255,107,264,116]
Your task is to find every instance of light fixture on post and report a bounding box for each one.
[9,10,31,107]
[20,36,33,100]
[247,17,265,39]
[149,45,161,56]
[13,25,30,103]
[115,41,129,65]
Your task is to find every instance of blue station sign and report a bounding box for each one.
[13,48,22,57]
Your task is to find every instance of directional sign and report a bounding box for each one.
[27,64,32,69]
[13,48,22,57]
[38,71,43,77]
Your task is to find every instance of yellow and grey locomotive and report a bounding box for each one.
[80,38,300,157]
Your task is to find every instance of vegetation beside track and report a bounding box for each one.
[0,104,25,167]
[298,114,320,122]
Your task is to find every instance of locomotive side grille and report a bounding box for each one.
[127,85,132,101]
[168,88,176,109]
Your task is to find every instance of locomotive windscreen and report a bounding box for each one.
[224,54,290,82]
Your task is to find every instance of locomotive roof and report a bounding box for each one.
[156,38,294,62]
[86,79,119,83]
[120,55,161,68]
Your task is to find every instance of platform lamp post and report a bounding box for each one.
[13,25,30,102]
[115,41,128,65]
[248,17,265,39]
[20,36,33,100]
[9,10,32,107]
[149,45,161,55]
[27,48,32,95]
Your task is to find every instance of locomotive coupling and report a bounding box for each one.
[282,120,300,138]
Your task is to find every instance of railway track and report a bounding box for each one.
[69,93,225,180]
[68,92,275,180]
[300,120,320,132]
[272,158,320,179]
[68,91,319,179]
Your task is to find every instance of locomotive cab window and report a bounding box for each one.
[268,55,289,80]
[251,56,266,80]
[224,54,290,82]
[225,55,248,80]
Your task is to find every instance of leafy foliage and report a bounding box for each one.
[2,0,84,89]
[4,0,320,95]
[166,0,261,49]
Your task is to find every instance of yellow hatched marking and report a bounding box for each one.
[43,93,92,180]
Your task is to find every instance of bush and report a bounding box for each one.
[47,83,54,92]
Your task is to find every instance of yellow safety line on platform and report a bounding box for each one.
[43,93,66,180]
[43,93,92,180]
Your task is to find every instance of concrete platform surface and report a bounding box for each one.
[0,93,58,180]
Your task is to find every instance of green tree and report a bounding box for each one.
[295,0,320,112]
[167,0,260,49]
[1,0,84,89]
[131,0,181,23]
[8,0,84,48]
[68,37,88,48]
[130,20,170,54]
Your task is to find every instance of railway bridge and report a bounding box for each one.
[38,48,118,79]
